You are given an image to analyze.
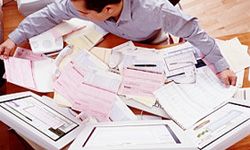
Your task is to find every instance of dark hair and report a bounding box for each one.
[84,0,122,12]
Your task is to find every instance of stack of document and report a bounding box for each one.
[54,50,122,121]
[4,47,56,92]
[154,66,237,129]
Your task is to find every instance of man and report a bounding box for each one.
[0,0,237,85]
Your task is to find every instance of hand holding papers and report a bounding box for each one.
[4,47,56,92]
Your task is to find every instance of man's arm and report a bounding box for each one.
[159,8,227,72]
[9,0,78,45]
[157,2,236,85]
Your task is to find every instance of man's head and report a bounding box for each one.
[71,0,123,21]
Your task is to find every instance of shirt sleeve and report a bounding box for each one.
[158,2,229,73]
[8,0,78,45]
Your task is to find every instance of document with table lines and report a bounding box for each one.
[54,57,122,121]
[0,95,78,141]
[154,66,237,129]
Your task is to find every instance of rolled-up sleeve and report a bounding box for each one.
[158,3,229,73]
[8,0,77,45]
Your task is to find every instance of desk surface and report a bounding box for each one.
[3,32,250,149]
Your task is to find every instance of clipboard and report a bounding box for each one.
[68,120,196,150]
[0,91,86,150]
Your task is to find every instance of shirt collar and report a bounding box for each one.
[116,0,132,24]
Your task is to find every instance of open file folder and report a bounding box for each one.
[0,92,86,150]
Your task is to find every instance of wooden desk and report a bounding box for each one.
[3,32,250,149]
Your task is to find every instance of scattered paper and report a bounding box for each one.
[216,38,250,72]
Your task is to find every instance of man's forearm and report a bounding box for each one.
[8,0,76,44]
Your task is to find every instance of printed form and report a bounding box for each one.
[0,95,78,141]
[54,51,122,121]
[154,66,237,129]
[4,47,56,92]
[83,125,178,148]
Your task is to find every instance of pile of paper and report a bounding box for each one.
[54,50,122,121]
[4,47,56,92]
[154,66,237,129]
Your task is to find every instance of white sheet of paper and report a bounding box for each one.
[29,32,64,54]
[29,18,90,54]
[73,49,109,70]
[109,96,137,121]
[84,125,177,148]
[32,59,57,92]
[216,38,250,72]
[236,70,245,88]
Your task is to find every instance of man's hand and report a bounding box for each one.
[0,39,16,59]
[217,69,237,86]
